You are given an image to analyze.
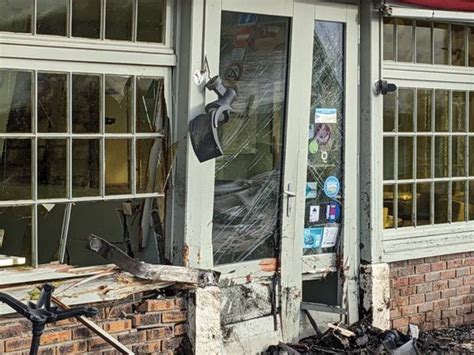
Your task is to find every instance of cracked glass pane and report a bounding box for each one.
[304,21,344,255]
[212,12,289,265]
[0,206,32,266]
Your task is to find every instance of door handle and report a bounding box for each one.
[284,183,296,216]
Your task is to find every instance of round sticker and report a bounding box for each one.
[324,176,340,198]
[309,140,319,154]
[315,124,331,145]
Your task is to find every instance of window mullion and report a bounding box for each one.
[131,76,137,195]
[448,90,453,222]
[32,69,38,267]
[100,74,106,197]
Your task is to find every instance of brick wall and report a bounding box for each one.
[389,252,473,331]
[0,295,188,354]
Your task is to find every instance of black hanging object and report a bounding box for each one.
[376,80,397,95]
[189,76,236,163]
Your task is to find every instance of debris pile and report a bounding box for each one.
[268,318,473,354]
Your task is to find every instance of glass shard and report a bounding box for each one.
[105,76,132,133]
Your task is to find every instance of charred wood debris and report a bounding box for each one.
[267,317,473,354]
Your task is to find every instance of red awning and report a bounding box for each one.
[394,0,474,11]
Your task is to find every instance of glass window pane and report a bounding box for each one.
[417,89,432,132]
[72,0,100,39]
[0,0,32,33]
[434,182,448,224]
[470,137,474,176]
[105,76,132,133]
[213,12,290,264]
[469,27,474,67]
[470,181,474,220]
[416,183,431,226]
[38,203,65,264]
[38,139,67,199]
[0,70,32,133]
[452,181,466,222]
[452,91,466,132]
[384,17,394,61]
[452,25,466,66]
[398,184,413,227]
[470,92,474,132]
[417,136,431,179]
[105,139,131,194]
[106,0,133,41]
[37,0,67,36]
[72,139,100,197]
[137,139,162,193]
[137,0,164,43]
[398,88,414,132]
[435,136,449,178]
[416,21,431,64]
[398,137,413,180]
[383,93,395,132]
[0,206,31,265]
[72,75,100,133]
[397,19,414,62]
[0,139,31,200]
[452,136,465,177]
[384,137,394,180]
[435,90,449,132]
[434,23,449,65]
[383,185,394,229]
[136,77,163,133]
[38,72,67,133]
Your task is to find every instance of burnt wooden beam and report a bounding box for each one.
[87,235,219,287]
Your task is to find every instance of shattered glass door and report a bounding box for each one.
[212,12,290,265]
[303,21,345,256]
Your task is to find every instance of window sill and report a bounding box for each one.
[381,222,474,262]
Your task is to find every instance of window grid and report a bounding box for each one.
[383,87,473,229]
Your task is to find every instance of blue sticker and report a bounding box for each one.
[324,176,340,198]
[305,182,317,199]
[238,13,258,26]
[304,228,323,249]
[325,202,341,223]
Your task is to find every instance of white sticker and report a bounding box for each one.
[42,204,55,212]
[321,226,339,248]
[315,108,337,123]
[309,205,320,223]
[193,69,205,86]
[0,229,4,248]
[122,202,133,216]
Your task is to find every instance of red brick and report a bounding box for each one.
[117,330,147,345]
[5,338,30,352]
[464,313,474,323]
[399,286,417,296]
[398,266,415,277]
[392,317,409,329]
[433,318,449,329]
[400,305,417,316]
[408,275,425,285]
[392,277,409,288]
[132,341,161,353]
[409,294,424,305]
[174,324,187,336]
[0,324,22,340]
[408,259,424,266]
[101,319,132,333]
[161,311,187,323]
[441,288,456,299]
[409,314,425,325]
[88,337,113,351]
[425,272,441,282]
[391,297,408,308]
[448,278,463,289]
[441,309,456,318]
[425,256,440,263]
[425,291,441,302]
[455,304,471,315]
[416,282,432,294]
[147,327,173,340]
[415,263,431,274]
[72,327,93,339]
[463,294,473,303]
[449,296,465,307]
[433,299,449,310]
[431,261,447,271]
[40,330,71,345]
[37,346,56,355]
[425,310,441,321]
[138,299,175,313]
[456,267,470,277]
[432,280,448,291]
[391,308,401,318]
[448,315,464,326]
[418,302,433,313]
[463,275,474,285]
[457,285,471,295]
[175,298,186,310]
[447,259,463,269]
[391,261,408,268]
[130,313,161,327]
[103,303,133,318]
[57,340,87,354]
[161,337,183,351]
[441,270,456,279]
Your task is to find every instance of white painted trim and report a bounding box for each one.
[221,0,293,17]
[383,5,474,23]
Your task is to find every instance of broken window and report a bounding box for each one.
[212,12,290,265]
[0,70,170,266]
